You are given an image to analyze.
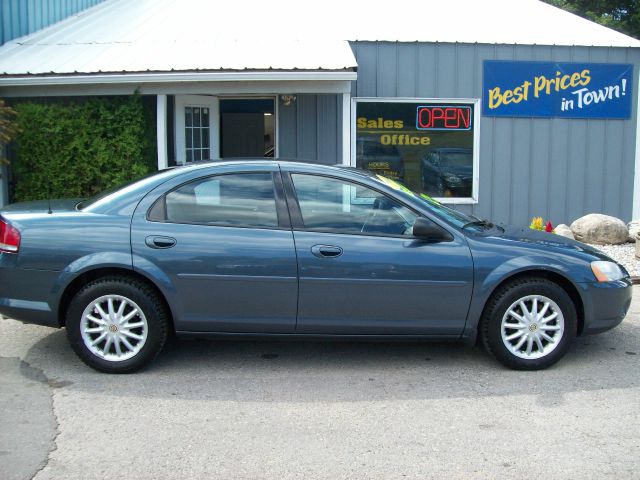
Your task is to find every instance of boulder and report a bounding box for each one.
[553,224,574,240]
[627,220,640,243]
[570,214,629,245]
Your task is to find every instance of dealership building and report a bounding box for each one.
[0,0,639,226]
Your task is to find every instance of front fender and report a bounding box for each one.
[462,253,589,341]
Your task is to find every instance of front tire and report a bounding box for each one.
[66,277,169,373]
[481,277,577,370]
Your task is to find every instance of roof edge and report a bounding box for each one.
[0,70,358,86]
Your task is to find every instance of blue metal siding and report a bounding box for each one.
[350,41,640,225]
[278,94,342,165]
[0,0,104,45]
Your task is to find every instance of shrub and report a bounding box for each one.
[0,99,20,165]
[12,95,156,201]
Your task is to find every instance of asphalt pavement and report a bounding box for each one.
[1,287,639,480]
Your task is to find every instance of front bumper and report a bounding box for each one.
[578,278,633,335]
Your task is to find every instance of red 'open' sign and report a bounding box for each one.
[416,106,473,130]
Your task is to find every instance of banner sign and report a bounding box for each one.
[482,61,633,119]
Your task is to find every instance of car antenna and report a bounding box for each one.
[47,183,52,214]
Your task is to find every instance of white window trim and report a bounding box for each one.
[174,95,219,164]
[633,72,640,219]
[351,97,481,205]
[341,92,351,165]
[156,94,168,170]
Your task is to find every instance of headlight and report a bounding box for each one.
[591,261,625,282]
[444,174,461,185]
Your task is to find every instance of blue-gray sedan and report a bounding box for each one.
[0,161,632,372]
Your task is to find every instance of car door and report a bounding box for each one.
[282,170,474,336]
[130,165,298,333]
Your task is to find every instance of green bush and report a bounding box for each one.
[13,95,156,201]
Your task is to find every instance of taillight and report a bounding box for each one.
[0,218,20,253]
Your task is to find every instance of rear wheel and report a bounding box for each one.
[481,277,577,370]
[66,277,169,373]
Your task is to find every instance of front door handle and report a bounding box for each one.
[145,236,177,249]
[311,245,343,258]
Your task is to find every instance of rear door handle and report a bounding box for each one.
[311,245,343,258]
[145,236,177,249]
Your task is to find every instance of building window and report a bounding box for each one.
[353,99,479,203]
[185,106,210,162]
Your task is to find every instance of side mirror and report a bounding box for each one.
[412,218,452,242]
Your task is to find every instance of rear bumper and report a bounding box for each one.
[0,265,61,328]
[0,299,59,328]
[578,278,633,335]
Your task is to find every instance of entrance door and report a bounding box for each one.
[175,95,219,163]
[220,98,275,158]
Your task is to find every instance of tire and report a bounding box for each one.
[480,277,577,370]
[66,276,169,373]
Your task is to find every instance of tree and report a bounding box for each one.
[0,99,20,164]
[543,0,640,39]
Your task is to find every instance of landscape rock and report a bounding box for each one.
[570,213,628,245]
[553,224,574,240]
[627,220,640,243]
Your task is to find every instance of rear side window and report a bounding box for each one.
[150,173,279,228]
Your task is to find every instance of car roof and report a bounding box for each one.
[429,148,472,153]
[171,159,372,177]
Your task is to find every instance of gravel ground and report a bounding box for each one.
[594,242,640,277]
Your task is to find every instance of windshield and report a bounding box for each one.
[440,152,471,167]
[372,174,480,229]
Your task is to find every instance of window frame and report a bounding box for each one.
[282,171,448,240]
[351,97,481,205]
[147,171,290,230]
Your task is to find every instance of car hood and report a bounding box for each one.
[440,165,473,178]
[1,198,81,215]
[475,224,612,261]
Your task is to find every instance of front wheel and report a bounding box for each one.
[66,277,169,373]
[481,277,577,370]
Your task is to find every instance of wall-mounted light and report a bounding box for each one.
[281,95,297,106]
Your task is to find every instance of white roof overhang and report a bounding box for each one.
[0,0,638,93]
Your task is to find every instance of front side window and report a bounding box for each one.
[355,99,478,202]
[157,173,278,228]
[291,174,419,236]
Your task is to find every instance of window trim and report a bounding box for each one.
[282,171,451,241]
[147,171,288,230]
[351,97,481,205]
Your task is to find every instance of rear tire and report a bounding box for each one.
[66,276,169,373]
[481,277,577,370]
